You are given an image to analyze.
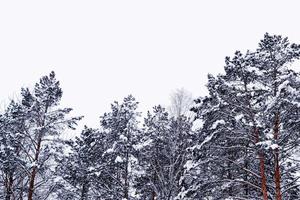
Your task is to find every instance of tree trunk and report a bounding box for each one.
[27,134,42,200]
[80,182,89,200]
[27,168,37,200]
[151,191,156,200]
[5,172,13,200]
[244,146,249,196]
[5,172,14,200]
[19,177,24,200]
[5,146,22,200]
[124,149,129,200]
[273,113,282,200]
[124,128,131,200]
[227,161,233,197]
[259,152,268,200]
[255,128,268,200]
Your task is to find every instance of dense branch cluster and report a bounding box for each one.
[0,33,300,200]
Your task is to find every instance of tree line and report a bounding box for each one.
[1,33,300,199]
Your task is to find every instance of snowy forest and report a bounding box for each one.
[1,33,300,200]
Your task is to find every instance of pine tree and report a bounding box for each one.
[187,62,266,199]
[100,95,140,200]
[56,126,107,200]
[253,33,300,199]
[186,33,300,199]
[0,100,27,200]
[19,71,82,200]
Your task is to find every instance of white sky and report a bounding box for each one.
[0,0,300,129]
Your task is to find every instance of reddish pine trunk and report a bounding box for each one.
[27,135,42,200]
[274,150,281,200]
[255,128,268,200]
[259,152,268,200]
[27,168,37,200]
[274,113,282,200]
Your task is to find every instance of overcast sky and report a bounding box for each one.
[1,1,300,130]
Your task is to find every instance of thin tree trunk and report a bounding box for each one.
[259,152,268,200]
[255,128,268,200]
[273,113,282,200]
[27,134,42,200]
[5,145,22,200]
[124,149,129,200]
[80,182,89,200]
[5,172,14,200]
[151,191,156,200]
[244,81,268,199]
[227,160,233,197]
[7,172,13,200]
[28,105,48,200]
[19,177,24,200]
[244,145,249,196]
[124,128,131,200]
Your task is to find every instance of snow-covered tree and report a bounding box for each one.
[20,71,82,200]
[135,105,194,200]
[0,100,27,200]
[56,126,107,200]
[252,33,300,199]
[100,95,140,200]
[186,33,300,200]
[185,55,266,199]
[0,33,300,200]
